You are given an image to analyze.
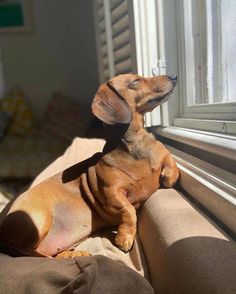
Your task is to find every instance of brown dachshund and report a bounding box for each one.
[0,74,179,258]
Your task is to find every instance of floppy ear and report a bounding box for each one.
[92,83,132,125]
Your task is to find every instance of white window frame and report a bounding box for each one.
[133,0,181,127]
[175,0,236,135]
[133,0,163,127]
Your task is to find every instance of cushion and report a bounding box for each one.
[0,88,33,136]
[0,110,10,141]
[0,192,9,214]
[138,189,236,294]
[0,134,68,178]
[42,92,87,141]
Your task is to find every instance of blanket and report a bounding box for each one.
[0,253,154,294]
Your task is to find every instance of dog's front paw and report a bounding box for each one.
[115,233,135,252]
[161,167,178,187]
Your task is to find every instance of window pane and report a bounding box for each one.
[185,0,236,106]
[221,0,236,102]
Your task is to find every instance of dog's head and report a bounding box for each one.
[92,73,177,125]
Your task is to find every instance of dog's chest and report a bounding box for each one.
[124,134,163,171]
[119,152,162,205]
[133,156,161,193]
[119,136,163,194]
[104,138,162,182]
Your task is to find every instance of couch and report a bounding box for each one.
[1,137,236,293]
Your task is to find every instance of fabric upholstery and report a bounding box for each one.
[0,254,154,294]
[2,136,235,293]
[138,189,236,294]
[0,111,10,141]
[32,137,236,293]
[0,88,33,136]
[0,134,68,178]
[31,137,105,186]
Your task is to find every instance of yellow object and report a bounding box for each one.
[0,88,33,135]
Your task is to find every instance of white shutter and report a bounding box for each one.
[94,0,137,82]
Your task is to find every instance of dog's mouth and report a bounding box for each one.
[148,92,173,105]
[137,89,174,113]
[147,89,174,106]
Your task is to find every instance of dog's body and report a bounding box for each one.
[0,74,179,258]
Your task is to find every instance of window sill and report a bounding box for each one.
[151,126,236,174]
[167,145,235,238]
[174,118,236,136]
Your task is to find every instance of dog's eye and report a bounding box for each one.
[129,79,141,89]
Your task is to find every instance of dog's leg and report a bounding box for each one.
[103,185,137,252]
[115,204,137,252]
[161,153,179,187]
[0,208,52,256]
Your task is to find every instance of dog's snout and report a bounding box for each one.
[168,74,178,81]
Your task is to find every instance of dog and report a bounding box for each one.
[0,73,179,258]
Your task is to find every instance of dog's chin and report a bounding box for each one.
[148,89,174,105]
[139,89,174,113]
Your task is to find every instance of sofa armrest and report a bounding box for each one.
[138,189,236,294]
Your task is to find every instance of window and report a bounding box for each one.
[176,0,236,133]
[93,0,236,233]
[94,0,236,134]
[182,0,236,106]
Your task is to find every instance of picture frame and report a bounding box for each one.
[0,0,32,33]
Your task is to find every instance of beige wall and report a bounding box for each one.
[0,0,99,122]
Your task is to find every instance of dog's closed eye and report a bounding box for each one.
[128,78,141,89]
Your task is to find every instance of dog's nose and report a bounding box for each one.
[168,74,178,81]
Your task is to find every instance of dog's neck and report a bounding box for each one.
[103,123,129,152]
[103,112,146,152]
[123,112,144,141]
